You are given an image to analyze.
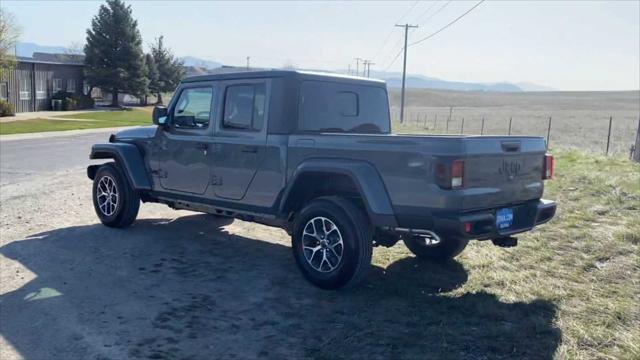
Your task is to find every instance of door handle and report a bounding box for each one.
[241,146,258,154]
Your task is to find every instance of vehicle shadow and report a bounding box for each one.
[0,214,560,360]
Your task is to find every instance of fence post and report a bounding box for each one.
[546,116,552,149]
[434,114,438,133]
[632,117,640,162]
[480,116,485,135]
[508,117,512,135]
[424,114,427,129]
[461,117,465,134]
[605,116,613,156]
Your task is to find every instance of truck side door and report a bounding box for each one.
[212,80,269,200]
[155,83,216,195]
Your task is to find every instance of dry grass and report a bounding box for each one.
[349,150,639,359]
[389,89,640,156]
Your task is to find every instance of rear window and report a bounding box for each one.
[298,81,390,134]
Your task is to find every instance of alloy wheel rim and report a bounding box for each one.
[96,175,119,216]
[302,216,344,273]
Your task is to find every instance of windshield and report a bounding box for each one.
[298,81,390,134]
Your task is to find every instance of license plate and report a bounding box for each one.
[496,208,514,229]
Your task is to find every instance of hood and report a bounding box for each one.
[112,126,157,141]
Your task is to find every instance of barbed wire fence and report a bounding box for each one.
[390,107,640,159]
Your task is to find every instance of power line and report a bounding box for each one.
[371,0,421,62]
[416,0,452,25]
[409,0,486,47]
[384,46,404,71]
[410,0,442,24]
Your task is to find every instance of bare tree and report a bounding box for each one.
[0,8,21,71]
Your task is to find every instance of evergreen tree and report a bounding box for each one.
[84,0,147,107]
[150,36,185,104]
[143,53,159,105]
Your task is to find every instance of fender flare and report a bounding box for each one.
[89,143,152,190]
[279,159,397,227]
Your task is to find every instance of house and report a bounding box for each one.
[0,53,86,113]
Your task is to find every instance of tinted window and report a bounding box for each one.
[298,81,390,133]
[223,83,266,131]
[173,87,213,129]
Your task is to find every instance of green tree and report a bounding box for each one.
[142,53,159,105]
[84,0,147,107]
[150,36,184,104]
[0,8,21,73]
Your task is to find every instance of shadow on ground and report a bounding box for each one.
[0,215,560,359]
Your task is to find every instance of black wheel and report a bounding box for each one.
[92,163,140,228]
[403,234,468,261]
[292,196,373,290]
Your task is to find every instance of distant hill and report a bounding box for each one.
[364,70,555,92]
[16,42,556,93]
[383,75,523,92]
[515,82,557,92]
[16,42,71,57]
[180,56,222,69]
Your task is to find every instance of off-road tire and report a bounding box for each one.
[403,235,468,261]
[92,162,140,228]
[292,196,373,289]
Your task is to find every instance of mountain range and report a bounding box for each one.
[15,42,555,92]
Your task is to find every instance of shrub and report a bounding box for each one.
[52,91,94,110]
[0,99,15,117]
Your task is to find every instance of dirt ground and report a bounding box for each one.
[0,169,563,360]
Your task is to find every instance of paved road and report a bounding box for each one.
[0,130,111,186]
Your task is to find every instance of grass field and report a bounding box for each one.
[0,109,152,135]
[347,150,639,359]
[390,89,640,156]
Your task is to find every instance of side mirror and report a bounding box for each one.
[152,106,168,127]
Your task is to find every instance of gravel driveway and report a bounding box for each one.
[0,130,559,360]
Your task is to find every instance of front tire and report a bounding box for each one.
[403,234,468,261]
[92,163,140,228]
[292,197,373,289]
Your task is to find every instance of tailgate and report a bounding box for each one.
[461,137,546,210]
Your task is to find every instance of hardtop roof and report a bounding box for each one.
[181,69,387,86]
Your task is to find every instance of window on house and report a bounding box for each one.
[0,82,7,100]
[83,80,90,96]
[53,78,63,93]
[36,77,46,99]
[19,77,31,100]
[222,83,266,131]
[67,79,76,93]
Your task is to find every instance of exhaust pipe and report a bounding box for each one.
[391,228,442,246]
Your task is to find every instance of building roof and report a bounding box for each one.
[182,69,386,85]
[16,53,85,66]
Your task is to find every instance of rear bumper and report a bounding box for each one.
[432,199,556,240]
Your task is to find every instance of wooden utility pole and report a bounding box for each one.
[354,58,362,76]
[395,23,418,124]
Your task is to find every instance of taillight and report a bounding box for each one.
[451,160,464,188]
[543,153,554,179]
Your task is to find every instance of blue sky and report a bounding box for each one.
[3,0,639,91]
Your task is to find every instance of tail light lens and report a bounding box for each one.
[436,160,464,189]
[451,160,464,188]
[543,153,554,179]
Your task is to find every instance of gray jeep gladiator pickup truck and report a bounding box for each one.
[88,70,556,289]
